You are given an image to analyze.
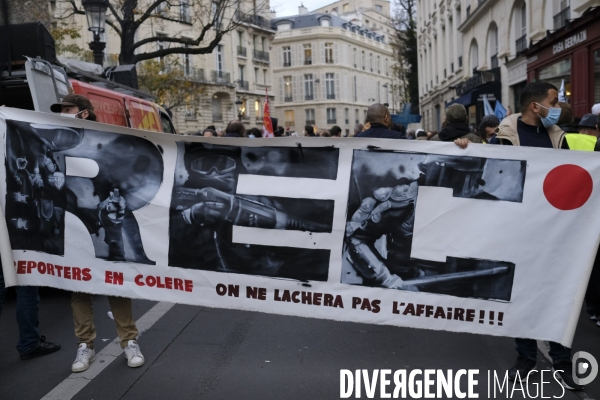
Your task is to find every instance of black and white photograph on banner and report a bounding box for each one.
[4,120,163,264]
[168,142,338,281]
[342,150,527,301]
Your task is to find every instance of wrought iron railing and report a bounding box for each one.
[238,80,249,90]
[554,7,570,30]
[237,46,247,57]
[253,49,270,62]
[211,70,230,84]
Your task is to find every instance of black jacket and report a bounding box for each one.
[356,123,404,139]
[433,122,480,142]
[224,132,241,138]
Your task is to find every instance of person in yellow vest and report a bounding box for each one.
[565,114,600,151]
[557,102,598,151]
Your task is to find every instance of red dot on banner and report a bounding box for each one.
[543,164,593,210]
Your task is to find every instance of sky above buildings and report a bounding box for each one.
[271,0,327,17]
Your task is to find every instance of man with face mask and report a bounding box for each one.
[489,82,585,390]
[494,82,568,149]
[50,94,97,121]
[50,94,145,373]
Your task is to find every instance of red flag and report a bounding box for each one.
[262,88,274,137]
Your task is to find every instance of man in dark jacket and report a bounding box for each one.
[430,104,480,143]
[355,104,403,139]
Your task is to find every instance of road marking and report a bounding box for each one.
[41,301,175,400]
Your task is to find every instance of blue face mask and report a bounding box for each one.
[535,103,561,129]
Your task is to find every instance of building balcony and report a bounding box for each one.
[304,59,312,65]
[327,118,337,124]
[238,80,249,90]
[554,7,570,30]
[306,120,315,126]
[211,70,230,84]
[284,96,293,102]
[186,67,205,82]
[327,94,336,100]
[212,113,223,121]
[253,49,270,63]
[516,34,527,54]
[305,94,314,100]
[283,61,291,67]
[237,46,247,57]
[345,119,349,124]
[235,11,273,31]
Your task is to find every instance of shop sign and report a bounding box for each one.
[553,30,587,55]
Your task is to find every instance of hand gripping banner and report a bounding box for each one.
[1,107,599,346]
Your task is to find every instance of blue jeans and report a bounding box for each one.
[0,264,41,355]
[515,338,572,365]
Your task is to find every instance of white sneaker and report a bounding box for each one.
[124,340,145,368]
[72,343,95,373]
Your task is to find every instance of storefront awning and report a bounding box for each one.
[446,81,502,108]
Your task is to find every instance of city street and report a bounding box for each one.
[0,287,598,400]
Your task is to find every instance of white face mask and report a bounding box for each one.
[60,110,84,119]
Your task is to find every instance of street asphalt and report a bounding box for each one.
[0,286,598,400]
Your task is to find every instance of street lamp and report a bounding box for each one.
[82,0,109,66]
[235,97,243,121]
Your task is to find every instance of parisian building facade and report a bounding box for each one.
[271,1,399,136]
[52,0,277,134]
[417,0,600,132]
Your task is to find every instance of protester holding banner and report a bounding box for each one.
[492,82,583,390]
[50,96,146,373]
[478,115,500,144]
[0,260,61,360]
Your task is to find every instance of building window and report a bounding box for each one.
[554,0,570,30]
[263,69,268,85]
[180,0,190,23]
[216,44,224,72]
[355,109,359,124]
[327,108,336,124]
[375,4,382,12]
[539,59,571,103]
[304,44,312,65]
[488,24,498,68]
[325,43,334,64]
[255,100,261,120]
[326,73,335,99]
[284,76,292,102]
[183,45,191,76]
[344,108,349,124]
[469,40,478,71]
[369,53,373,72]
[353,48,357,68]
[361,51,365,70]
[377,55,380,74]
[343,3,349,13]
[353,76,357,101]
[283,46,291,67]
[285,110,295,127]
[304,74,314,100]
[306,108,315,125]
[254,67,259,83]
[515,2,527,53]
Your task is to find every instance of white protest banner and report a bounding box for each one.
[1,107,599,347]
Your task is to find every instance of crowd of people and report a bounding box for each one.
[1,82,600,393]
